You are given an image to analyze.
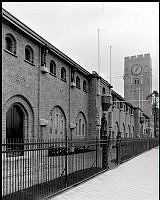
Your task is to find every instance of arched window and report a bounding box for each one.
[126,105,128,112]
[83,80,87,92]
[114,122,119,138]
[75,112,87,136]
[76,123,78,135]
[100,114,108,138]
[6,104,24,156]
[61,67,66,81]
[76,76,80,88]
[5,33,16,54]
[49,106,66,139]
[25,45,34,63]
[102,87,106,94]
[50,60,56,75]
[82,124,85,135]
[79,119,81,135]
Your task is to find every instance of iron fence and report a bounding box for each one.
[2,137,159,200]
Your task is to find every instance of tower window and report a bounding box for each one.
[135,79,140,84]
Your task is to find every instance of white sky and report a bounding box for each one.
[2,2,159,96]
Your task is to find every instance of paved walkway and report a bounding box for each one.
[49,147,159,200]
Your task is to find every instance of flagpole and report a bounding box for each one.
[109,45,113,138]
[98,29,100,74]
[110,45,112,86]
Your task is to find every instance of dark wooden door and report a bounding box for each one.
[6,105,24,155]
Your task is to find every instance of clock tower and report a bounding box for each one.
[124,54,152,118]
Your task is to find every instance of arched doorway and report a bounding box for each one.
[6,104,24,156]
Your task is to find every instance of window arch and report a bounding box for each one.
[102,87,106,94]
[50,60,56,75]
[61,67,66,81]
[25,45,34,63]
[5,33,16,54]
[75,112,87,136]
[76,76,80,88]
[83,80,87,92]
[49,106,66,139]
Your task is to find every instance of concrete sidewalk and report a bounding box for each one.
[49,147,159,200]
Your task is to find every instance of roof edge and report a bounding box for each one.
[2,8,90,76]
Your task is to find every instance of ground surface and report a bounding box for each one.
[50,147,159,200]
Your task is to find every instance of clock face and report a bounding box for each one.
[131,64,142,75]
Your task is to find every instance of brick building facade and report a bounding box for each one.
[2,8,153,144]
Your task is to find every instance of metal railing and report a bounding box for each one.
[2,137,159,200]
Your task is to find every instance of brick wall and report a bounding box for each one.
[2,20,90,141]
[2,20,40,139]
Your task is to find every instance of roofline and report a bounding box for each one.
[134,107,144,112]
[111,90,135,108]
[100,77,111,87]
[2,7,149,115]
[143,113,150,119]
[2,8,90,76]
[111,90,124,101]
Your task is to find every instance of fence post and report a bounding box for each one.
[116,132,121,165]
[102,135,109,170]
[147,138,149,150]
[65,135,68,188]
[96,137,98,168]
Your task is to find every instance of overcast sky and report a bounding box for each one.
[2,2,159,96]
